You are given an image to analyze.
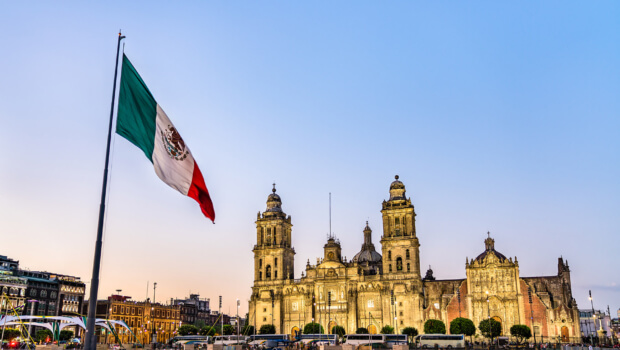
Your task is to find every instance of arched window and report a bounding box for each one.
[406,249,410,259]
[395,217,400,225]
[396,257,403,271]
[407,263,410,272]
[275,258,278,267]
[266,265,272,279]
[275,270,278,278]
[259,259,262,268]
[389,265,392,273]
[388,251,392,260]
[266,228,272,244]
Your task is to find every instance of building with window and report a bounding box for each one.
[86,295,181,345]
[173,294,210,325]
[579,309,612,339]
[249,176,581,342]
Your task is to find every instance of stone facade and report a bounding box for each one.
[248,176,581,342]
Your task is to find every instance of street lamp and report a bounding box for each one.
[486,291,491,350]
[328,291,331,334]
[589,291,595,346]
[236,299,240,336]
[528,287,536,347]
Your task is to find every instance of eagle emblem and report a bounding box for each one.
[160,125,189,161]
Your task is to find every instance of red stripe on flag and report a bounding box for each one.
[187,163,215,222]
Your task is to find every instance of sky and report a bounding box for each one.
[0,2,619,319]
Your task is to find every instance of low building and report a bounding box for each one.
[173,294,210,325]
[0,255,27,315]
[86,295,181,345]
[579,309,612,340]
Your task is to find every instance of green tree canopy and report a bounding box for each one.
[303,323,324,334]
[59,330,74,341]
[381,325,394,334]
[179,324,199,336]
[510,325,532,344]
[478,319,501,339]
[331,326,346,337]
[450,318,476,336]
[194,320,206,329]
[402,327,418,341]
[356,327,369,334]
[259,324,276,335]
[199,326,216,336]
[242,325,255,336]
[222,325,235,335]
[35,329,53,342]
[1,329,21,341]
[424,319,446,334]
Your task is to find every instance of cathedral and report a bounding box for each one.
[248,176,581,342]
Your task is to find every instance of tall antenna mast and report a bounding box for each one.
[329,192,332,237]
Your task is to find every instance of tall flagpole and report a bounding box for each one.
[84,31,125,350]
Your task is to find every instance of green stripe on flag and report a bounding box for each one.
[116,54,157,162]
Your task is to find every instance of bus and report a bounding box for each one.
[212,336,249,345]
[247,334,290,346]
[384,335,408,348]
[343,334,385,346]
[415,334,465,349]
[169,335,212,349]
[299,334,338,346]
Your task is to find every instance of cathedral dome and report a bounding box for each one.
[475,232,507,262]
[265,184,282,212]
[389,175,407,201]
[390,175,405,190]
[352,222,382,264]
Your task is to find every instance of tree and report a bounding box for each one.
[179,324,199,336]
[381,325,394,334]
[35,329,53,342]
[303,323,324,334]
[194,320,206,329]
[478,319,501,339]
[356,327,369,334]
[200,326,217,336]
[510,325,532,344]
[450,318,476,338]
[241,325,255,336]
[259,324,276,335]
[402,327,418,342]
[222,325,235,335]
[424,319,446,334]
[1,329,21,341]
[59,330,74,341]
[331,326,346,337]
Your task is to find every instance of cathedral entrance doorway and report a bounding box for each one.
[291,326,300,340]
[561,326,569,343]
[368,324,378,334]
[492,316,503,335]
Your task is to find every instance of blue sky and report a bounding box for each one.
[1,2,618,317]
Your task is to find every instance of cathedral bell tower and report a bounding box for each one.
[380,175,421,279]
[253,184,295,282]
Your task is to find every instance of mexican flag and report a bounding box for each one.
[116,54,215,222]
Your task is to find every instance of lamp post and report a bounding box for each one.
[328,291,331,334]
[236,299,240,336]
[486,291,491,350]
[457,290,461,318]
[269,292,274,332]
[528,287,536,347]
[589,291,595,346]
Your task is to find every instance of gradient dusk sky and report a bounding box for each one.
[1,2,619,317]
